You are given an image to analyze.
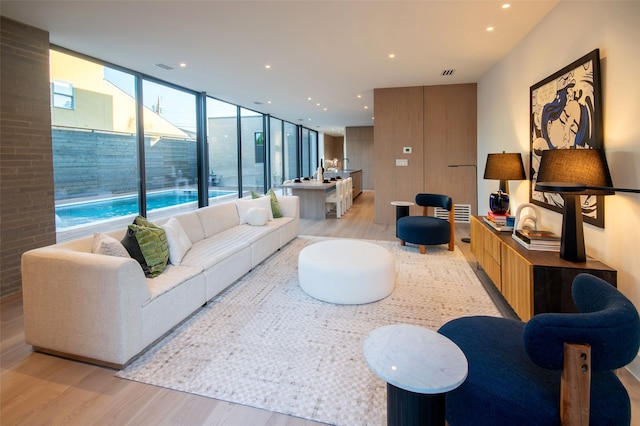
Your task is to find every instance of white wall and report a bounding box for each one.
[478,0,640,343]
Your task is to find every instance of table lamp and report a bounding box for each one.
[534,148,640,262]
[483,152,526,214]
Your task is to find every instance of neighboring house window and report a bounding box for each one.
[255,132,265,163]
[52,79,74,109]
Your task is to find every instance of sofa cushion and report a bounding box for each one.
[92,232,130,258]
[267,188,283,218]
[246,207,268,226]
[236,196,273,224]
[173,211,205,244]
[144,264,204,302]
[162,217,193,265]
[122,216,169,278]
[180,233,251,270]
[197,202,240,238]
[252,189,283,218]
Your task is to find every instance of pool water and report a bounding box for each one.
[56,190,235,228]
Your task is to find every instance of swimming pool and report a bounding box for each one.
[56,190,235,228]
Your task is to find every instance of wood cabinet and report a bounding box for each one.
[471,216,617,321]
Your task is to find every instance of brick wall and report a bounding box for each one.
[1,17,55,296]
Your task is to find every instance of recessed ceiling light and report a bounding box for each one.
[267,100,272,104]
[502,4,511,9]
[179,63,186,68]
[265,64,271,69]
[307,97,312,101]
[388,53,396,59]
[487,26,495,32]
[316,102,320,106]
[323,107,327,111]
[364,106,369,110]
[357,94,362,99]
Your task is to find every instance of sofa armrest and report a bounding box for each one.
[277,195,299,219]
[21,247,151,366]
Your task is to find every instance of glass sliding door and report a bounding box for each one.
[284,122,299,180]
[301,127,311,178]
[50,49,140,234]
[142,79,198,218]
[240,107,265,196]
[206,97,239,203]
[270,117,284,189]
[310,130,318,173]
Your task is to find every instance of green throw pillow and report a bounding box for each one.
[125,216,169,278]
[267,188,283,218]
[252,190,283,218]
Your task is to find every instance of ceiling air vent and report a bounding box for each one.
[154,63,174,71]
[441,69,456,76]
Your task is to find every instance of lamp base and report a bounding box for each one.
[560,194,586,262]
[489,190,509,214]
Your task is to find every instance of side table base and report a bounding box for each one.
[387,383,445,426]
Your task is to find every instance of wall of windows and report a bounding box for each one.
[142,79,198,216]
[284,122,299,181]
[269,117,284,188]
[206,97,239,202]
[50,47,318,240]
[240,108,265,196]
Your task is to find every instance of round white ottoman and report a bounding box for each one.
[298,239,395,304]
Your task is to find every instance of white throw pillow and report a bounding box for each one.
[246,207,268,226]
[235,196,273,224]
[162,217,193,265]
[92,232,130,258]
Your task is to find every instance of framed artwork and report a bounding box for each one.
[529,49,605,228]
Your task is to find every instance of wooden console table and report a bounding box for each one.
[470,216,616,321]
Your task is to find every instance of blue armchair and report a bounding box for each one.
[439,273,640,425]
[396,193,454,254]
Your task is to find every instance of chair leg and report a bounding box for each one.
[400,240,406,246]
[419,245,426,254]
[448,240,454,251]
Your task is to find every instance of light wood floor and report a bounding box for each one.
[2,191,639,425]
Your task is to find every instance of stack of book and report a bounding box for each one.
[512,228,561,251]
[483,212,515,232]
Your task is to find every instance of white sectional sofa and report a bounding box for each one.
[21,195,299,368]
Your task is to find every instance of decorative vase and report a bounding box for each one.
[489,190,509,214]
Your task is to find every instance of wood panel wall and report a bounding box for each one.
[1,17,56,296]
[373,84,477,225]
[373,87,424,224]
[423,84,477,214]
[345,126,373,190]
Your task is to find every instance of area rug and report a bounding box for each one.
[116,236,501,425]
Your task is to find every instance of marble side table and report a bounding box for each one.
[363,324,468,426]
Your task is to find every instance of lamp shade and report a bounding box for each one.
[535,149,614,194]
[483,153,527,181]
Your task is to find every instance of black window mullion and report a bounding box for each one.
[135,75,146,217]
[196,92,208,208]
[236,106,243,198]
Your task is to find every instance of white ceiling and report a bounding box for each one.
[1,0,558,136]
